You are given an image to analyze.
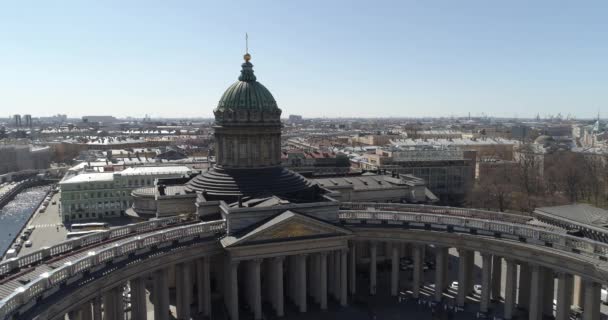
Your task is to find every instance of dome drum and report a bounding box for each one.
[213,108,281,125]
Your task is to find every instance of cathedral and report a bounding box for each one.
[130,53,354,320]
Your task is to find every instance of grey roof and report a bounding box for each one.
[535,204,608,227]
[313,175,407,191]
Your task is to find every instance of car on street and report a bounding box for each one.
[24,240,32,247]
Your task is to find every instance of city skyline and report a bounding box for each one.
[1,1,607,119]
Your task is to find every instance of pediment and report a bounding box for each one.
[221,210,351,248]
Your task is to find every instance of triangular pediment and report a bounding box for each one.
[221,210,351,248]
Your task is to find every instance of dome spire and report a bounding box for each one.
[239,33,256,82]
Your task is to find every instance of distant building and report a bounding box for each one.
[349,134,394,146]
[82,115,117,124]
[415,130,462,139]
[23,114,32,127]
[281,150,351,176]
[59,166,192,222]
[313,174,437,203]
[288,114,303,122]
[510,125,531,141]
[391,138,516,161]
[0,145,51,179]
[358,149,476,204]
[12,115,21,127]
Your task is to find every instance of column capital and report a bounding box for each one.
[230,259,240,267]
[273,255,286,262]
[457,247,469,254]
[251,258,263,264]
[370,240,378,248]
[480,252,493,259]
[582,277,599,285]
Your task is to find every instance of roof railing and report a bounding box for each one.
[0,214,190,278]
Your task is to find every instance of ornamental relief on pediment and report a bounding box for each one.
[250,221,331,241]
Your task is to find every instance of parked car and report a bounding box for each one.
[473,284,482,295]
[24,240,32,247]
[450,281,459,290]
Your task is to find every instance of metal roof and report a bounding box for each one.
[535,204,608,227]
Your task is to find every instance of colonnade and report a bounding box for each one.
[64,257,212,320]
[62,240,604,320]
[357,240,603,320]
[225,249,348,320]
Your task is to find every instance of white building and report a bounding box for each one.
[59,166,192,222]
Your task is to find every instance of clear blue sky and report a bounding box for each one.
[1,1,607,119]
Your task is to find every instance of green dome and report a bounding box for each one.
[216,60,279,112]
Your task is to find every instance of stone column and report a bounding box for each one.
[297,254,307,312]
[555,272,573,320]
[349,242,356,295]
[153,268,170,320]
[196,257,212,317]
[434,246,448,302]
[103,286,123,320]
[288,255,296,303]
[320,252,328,310]
[80,302,92,320]
[518,263,531,310]
[307,256,315,303]
[491,255,502,301]
[542,267,555,317]
[92,297,102,320]
[229,260,240,320]
[456,248,471,307]
[327,252,335,298]
[312,254,320,304]
[341,250,348,306]
[503,259,517,319]
[370,241,377,295]
[333,251,341,300]
[479,253,492,313]
[528,265,543,320]
[391,244,399,297]
[176,262,192,320]
[583,280,601,320]
[250,259,262,320]
[274,256,285,317]
[412,244,423,298]
[573,275,585,309]
[130,277,147,320]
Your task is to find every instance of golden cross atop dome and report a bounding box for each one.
[244,33,251,62]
